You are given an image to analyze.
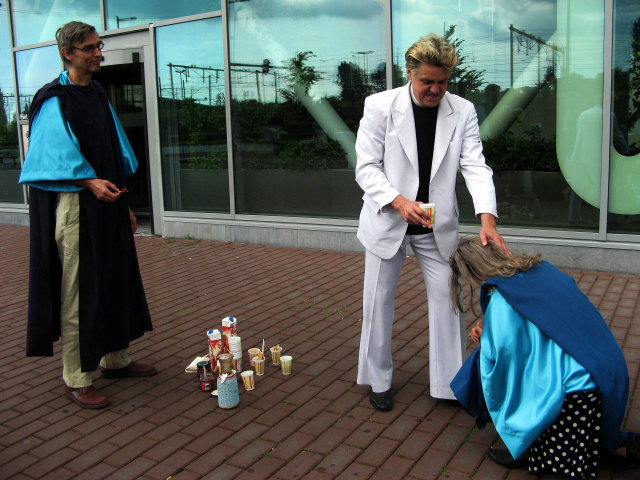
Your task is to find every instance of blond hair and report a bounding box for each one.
[449,237,541,315]
[405,33,459,76]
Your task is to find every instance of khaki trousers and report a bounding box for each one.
[55,192,130,388]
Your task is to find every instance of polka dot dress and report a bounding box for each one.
[529,391,602,478]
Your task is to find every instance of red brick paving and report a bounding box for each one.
[1,224,639,479]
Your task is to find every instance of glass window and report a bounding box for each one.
[105,0,221,30]
[229,0,385,218]
[11,0,100,47]
[15,45,61,118]
[609,0,640,234]
[0,6,22,203]
[393,0,604,232]
[156,17,229,213]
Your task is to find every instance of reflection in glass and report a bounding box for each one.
[156,17,229,213]
[15,45,61,119]
[94,64,150,216]
[105,0,221,30]
[0,6,22,203]
[12,0,100,47]
[392,0,603,232]
[229,0,385,218]
[609,0,640,233]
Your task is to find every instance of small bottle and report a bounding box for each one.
[200,372,215,392]
[196,361,211,378]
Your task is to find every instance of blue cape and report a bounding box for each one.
[452,261,629,453]
[19,70,137,190]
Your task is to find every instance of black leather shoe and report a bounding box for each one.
[369,389,393,412]
[487,448,528,469]
[626,436,640,466]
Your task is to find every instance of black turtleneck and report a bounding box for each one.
[406,95,438,236]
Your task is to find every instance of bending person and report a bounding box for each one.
[449,237,638,477]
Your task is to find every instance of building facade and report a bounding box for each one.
[1,0,639,273]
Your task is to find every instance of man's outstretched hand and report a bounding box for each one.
[479,213,511,255]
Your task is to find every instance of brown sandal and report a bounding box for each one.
[64,385,111,409]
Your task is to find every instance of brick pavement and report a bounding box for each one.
[1,224,639,480]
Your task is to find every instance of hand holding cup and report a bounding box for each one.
[418,203,435,228]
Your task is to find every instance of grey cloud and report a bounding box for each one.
[232,0,381,20]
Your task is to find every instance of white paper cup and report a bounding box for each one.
[280,355,292,375]
[270,347,282,365]
[418,203,435,226]
[248,348,260,366]
[229,336,242,354]
[241,371,255,390]
[254,358,265,376]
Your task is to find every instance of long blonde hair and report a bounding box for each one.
[449,237,541,314]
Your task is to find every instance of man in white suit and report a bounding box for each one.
[356,34,509,411]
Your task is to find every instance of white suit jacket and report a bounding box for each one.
[355,84,498,261]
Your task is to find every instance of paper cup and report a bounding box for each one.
[254,358,265,376]
[248,348,261,366]
[228,336,242,355]
[280,355,292,375]
[241,371,255,390]
[270,347,282,365]
[418,203,435,226]
[233,357,242,373]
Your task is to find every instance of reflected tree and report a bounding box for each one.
[337,61,374,107]
[612,15,640,156]
[232,51,348,172]
[444,25,485,98]
[282,51,322,98]
[179,95,228,170]
[0,90,7,136]
[370,61,405,91]
[627,17,640,154]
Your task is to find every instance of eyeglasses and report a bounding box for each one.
[71,41,104,54]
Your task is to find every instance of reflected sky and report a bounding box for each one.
[105,0,221,30]
[156,18,224,102]
[228,0,386,101]
[12,0,100,46]
[16,45,61,117]
[245,0,380,19]
[0,6,16,124]
[393,0,601,89]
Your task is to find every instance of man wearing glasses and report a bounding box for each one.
[19,21,155,409]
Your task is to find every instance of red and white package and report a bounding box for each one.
[221,317,237,353]
[207,329,222,373]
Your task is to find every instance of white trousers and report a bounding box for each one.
[55,192,130,388]
[357,233,466,399]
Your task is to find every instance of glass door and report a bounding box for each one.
[93,63,151,221]
[93,32,154,233]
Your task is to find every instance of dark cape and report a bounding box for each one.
[26,76,152,372]
[451,261,629,453]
